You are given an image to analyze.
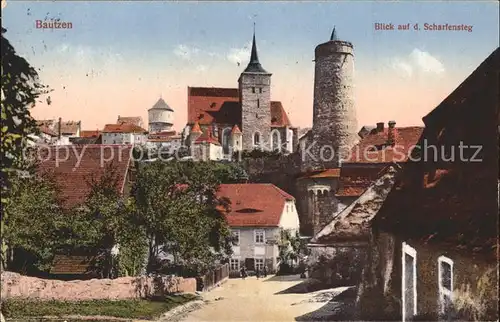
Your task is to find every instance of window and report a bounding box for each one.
[254,230,265,244]
[438,256,454,316]
[232,230,240,245]
[230,258,240,271]
[252,87,255,93]
[271,130,281,152]
[259,88,262,93]
[253,132,260,147]
[257,99,260,109]
[222,128,231,155]
[255,258,264,271]
[402,243,417,322]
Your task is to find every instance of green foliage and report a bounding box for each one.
[211,161,248,183]
[1,27,52,270]
[133,160,233,275]
[1,294,198,319]
[234,149,282,160]
[1,171,63,272]
[277,229,309,276]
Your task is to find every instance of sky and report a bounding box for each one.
[2,1,499,132]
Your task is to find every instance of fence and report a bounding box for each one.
[198,263,229,292]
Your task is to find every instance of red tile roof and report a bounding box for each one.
[187,86,291,127]
[231,124,242,134]
[191,121,202,133]
[39,125,58,137]
[270,101,291,127]
[299,168,341,179]
[117,116,142,126]
[346,126,424,164]
[37,145,132,208]
[80,130,100,138]
[336,166,387,197]
[195,129,221,145]
[102,123,147,134]
[216,183,294,227]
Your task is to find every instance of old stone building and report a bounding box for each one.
[295,29,423,237]
[181,30,298,159]
[148,98,174,133]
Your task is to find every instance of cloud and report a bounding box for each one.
[173,44,200,60]
[227,41,252,65]
[391,49,445,77]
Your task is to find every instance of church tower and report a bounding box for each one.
[238,26,272,151]
[308,27,358,170]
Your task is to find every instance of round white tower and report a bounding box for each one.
[148,98,174,133]
[309,27,358,170]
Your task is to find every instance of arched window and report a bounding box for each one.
[271,130,281,152]
[221,128,231,154]
[253,132,261,147]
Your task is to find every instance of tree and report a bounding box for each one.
[277,229,309,275]
[1,171,62,272]
[133,160,233,275]
[77,163,147,278]
[1,27,51,270]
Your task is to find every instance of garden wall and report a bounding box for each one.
[0,271,196,301]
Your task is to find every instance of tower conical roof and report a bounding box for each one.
[330,26,339,41]
[149,98,173,111]
[243,26,268,74]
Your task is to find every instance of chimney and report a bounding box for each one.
[387,121,396,145]
[58,117,62,139]
[376,122,384,132]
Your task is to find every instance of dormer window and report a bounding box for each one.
[198,113,204,119]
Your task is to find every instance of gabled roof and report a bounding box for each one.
[270,101,291,127]
[149,98,174,111]
[37,145,132,208]
[298,168,341,180]
[39,125,57,137]
[216,183,294,227]
[195,129,220,145]
[80,130,100,138]
[346,126,424,164]
[60,121,81,135]
[311,166,398,244]
[373,47,499,255]
[187,87,291,127]
[336,166,387,197]
[231,124,241,134]
[102,123,147,134]
[117,116,143,126]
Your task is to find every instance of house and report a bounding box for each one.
[36,118,81,145]
[71,130,102,145]
[216,183,300,275]
[101,123,148,145]
[146,130,182,155]
[187,122,224,161]
[356,47,499,321]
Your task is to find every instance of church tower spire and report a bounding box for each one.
[243,23,268,73]
[330,26,337,41]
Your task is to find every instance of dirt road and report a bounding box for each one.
[176,275,352,322]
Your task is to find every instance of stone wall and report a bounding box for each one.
[0,271,196,301]
[307,245,367,287]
